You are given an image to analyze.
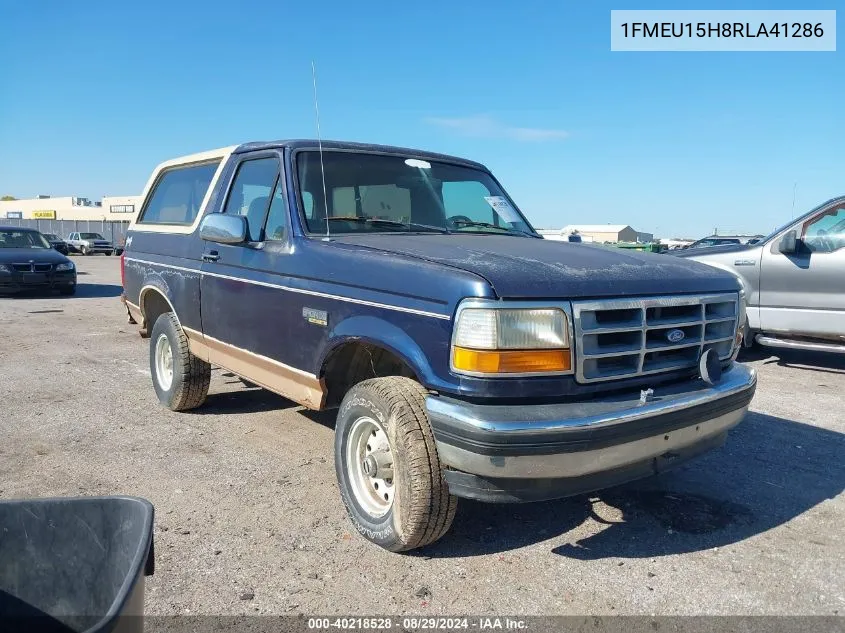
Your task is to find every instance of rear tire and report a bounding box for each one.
[335,376,457,552]
[149,312,210,411]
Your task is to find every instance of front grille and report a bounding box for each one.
[11,263,52,272]
[573,293,738,383]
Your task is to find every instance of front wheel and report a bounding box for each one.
[335,376,457,552]
[81,247,91,256]
[149,312,210,411]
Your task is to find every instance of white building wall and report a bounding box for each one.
[0,195,141,221]
[102,196,143,221]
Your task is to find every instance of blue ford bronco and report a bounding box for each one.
[121,140,757,551]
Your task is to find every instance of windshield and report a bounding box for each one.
[0,230,50,249]
[296,151,536,236]
[80,233,105,240]
[43,234,59,241]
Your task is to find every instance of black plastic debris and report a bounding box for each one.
[0,496,154,633]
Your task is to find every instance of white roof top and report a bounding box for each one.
[157,145,238,170]
[560,224,632,233]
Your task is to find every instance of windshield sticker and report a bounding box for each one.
[405,159,431,169]
[484,196,520,224]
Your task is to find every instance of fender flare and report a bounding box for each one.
[318,315,440,387]
[139,279,181,330]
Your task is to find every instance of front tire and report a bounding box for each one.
[149,312,210,411]
[335,377,457,552]
[59,285,76,296]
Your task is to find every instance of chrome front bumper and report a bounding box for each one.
[426,363,756,488]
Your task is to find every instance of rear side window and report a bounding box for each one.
[138,161,220,225]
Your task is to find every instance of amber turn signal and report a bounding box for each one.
[452,347,572,374]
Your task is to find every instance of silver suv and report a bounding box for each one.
[66,232,115,256]
[674,196,845,354]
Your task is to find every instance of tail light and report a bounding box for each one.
[120,252,126,288]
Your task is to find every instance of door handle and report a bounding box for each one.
[203,251,220,262]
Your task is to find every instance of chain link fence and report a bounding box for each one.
[1,219,132,245]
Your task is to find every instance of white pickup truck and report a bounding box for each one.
[674,196,845,354]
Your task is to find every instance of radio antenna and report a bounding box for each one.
[791,181,797,216]
[311,61,330,238]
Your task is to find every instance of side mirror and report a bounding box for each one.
[778,230,798,254]
[200,213,248,244]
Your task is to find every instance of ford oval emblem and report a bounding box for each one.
[666,329,685,343]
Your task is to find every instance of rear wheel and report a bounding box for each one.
[149,312,210,411]
[335,376,457,552]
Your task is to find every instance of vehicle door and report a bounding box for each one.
[199,152,321,398]
[68,232,78,248]
[759,200,845,337]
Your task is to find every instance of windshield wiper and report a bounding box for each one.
[451,220,537,237]
[326,217,447,233]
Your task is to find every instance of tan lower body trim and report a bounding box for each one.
[124,299,143,326]
[182,327,326,410]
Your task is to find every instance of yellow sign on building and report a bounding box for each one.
[32,210,56,219]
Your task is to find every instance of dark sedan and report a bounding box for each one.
[0,227,77,295]
[42,233,70,255]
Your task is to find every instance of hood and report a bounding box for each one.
[332,234,739,298]
[672,243,758,258]
[0,247,71,264]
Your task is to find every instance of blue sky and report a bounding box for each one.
[0,0,841,237]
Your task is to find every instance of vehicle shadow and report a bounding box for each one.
[197,387,301,415]
[740,347,845,374]
[4,284,123,300]
[421,411,844,558]
[72,283,124,299]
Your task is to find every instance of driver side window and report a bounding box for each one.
[802,205,845,253]
[223,157,280,242]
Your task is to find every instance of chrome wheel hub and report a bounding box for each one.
[346,416,395,517]
[154,333,174,391]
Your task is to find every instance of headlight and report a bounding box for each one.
[0,263,10,273]
[55,262,75,272]
[451,302,572,375]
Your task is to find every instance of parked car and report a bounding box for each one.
[42,232,69,255]
[673,196,845,354]
[122,140,756,551]
[683,234,764,249]
[66,231,115,255]
[614,241,668,253]
[0,226,77,295]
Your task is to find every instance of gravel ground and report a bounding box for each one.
[1,257,843,616]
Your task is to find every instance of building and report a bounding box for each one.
[0,195,142,221]
[556,224,654,243]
